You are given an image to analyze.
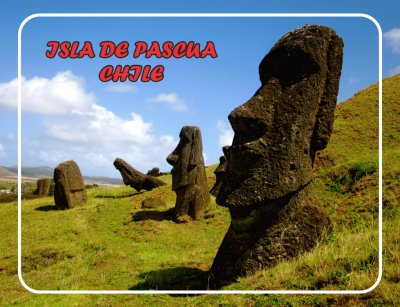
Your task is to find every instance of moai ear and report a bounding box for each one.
[311,33,344,154]
[189,129,201,168]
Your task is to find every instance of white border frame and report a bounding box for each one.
[18,13,382,295]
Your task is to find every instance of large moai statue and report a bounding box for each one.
[209,25,343,288]
[167,126,210,222]
[33,178,54,196]
[113,158,166,191]
[54,160,87,209]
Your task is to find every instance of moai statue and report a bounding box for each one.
[210,146,229,197]
[54,160,87,209]
[113,158,166,191]
[147,167,161,177]
[167,126,210,222]
[209,25,343,288]
[33,178,54,196]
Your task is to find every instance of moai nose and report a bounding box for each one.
[166,153,178,166]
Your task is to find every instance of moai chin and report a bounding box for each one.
[54,160,87,209]
[209,25,343,288]
[167,126,210,222]
[210,146,229,197]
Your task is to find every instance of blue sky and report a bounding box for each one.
[0,1,398,177]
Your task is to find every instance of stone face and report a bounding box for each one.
[142,197,167,209]
[166,126,210,221]
[113,158,166,191]
[34,178,54,196]
[210,146,228,197]
[53,160,87,209]
[209,25,343,288]
[147,167,160,177]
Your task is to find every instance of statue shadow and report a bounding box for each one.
[95,192,142,199]
[129,267,209,291]
[35,204,58,211]
[131,208,174,222]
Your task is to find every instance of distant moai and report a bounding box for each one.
[147,167,161,177]
[167,126,210,222]
[53,160,87,209]
[33,178,54,196]
[209,25,343,288]
[113,158,166,191]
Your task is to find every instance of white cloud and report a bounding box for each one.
[0,71,95,114]
[105,83,138,93]
[384,28,400,54]
[35,103,177,176]
[0,71,177,176]
[147,92,188,112]
[203,152,208,164]
[7,132,14,141]
[348,78,360,85]
[389,65,400,75]
[217,120,234,147]
[0,143,6,158]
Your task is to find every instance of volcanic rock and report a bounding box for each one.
[209,24,343,288]
[113,158,166,191]
[53,160,87,209]
[167,126,210,221]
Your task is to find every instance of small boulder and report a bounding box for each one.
[142,197,167,209]
[146,167,160,177]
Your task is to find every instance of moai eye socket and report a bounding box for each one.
[260,46,320,88]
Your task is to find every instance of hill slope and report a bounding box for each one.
[0,75,398,306]
[0,166,15,178]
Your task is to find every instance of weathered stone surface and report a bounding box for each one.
[34,178,54,196]
[142,197,166,209]
[147,167,160,177]
[209,25,343,288]
[210,146,228,197]
[167,126,210,221]
[113,158,166,191]
[54,160,87,209]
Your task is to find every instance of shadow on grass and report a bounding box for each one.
[95,191,143,199]
[129,267,209,291]
[1,194,43,203]
[131,208,174,222]
[35,204,58,211]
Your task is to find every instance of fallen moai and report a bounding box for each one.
[167,126,210,222]
[209,25,343,288]
[113,158,166,191]
[54,160,87,209]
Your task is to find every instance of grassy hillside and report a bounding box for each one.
[0,75,398,305]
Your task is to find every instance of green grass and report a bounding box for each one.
[0,75,399,305]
